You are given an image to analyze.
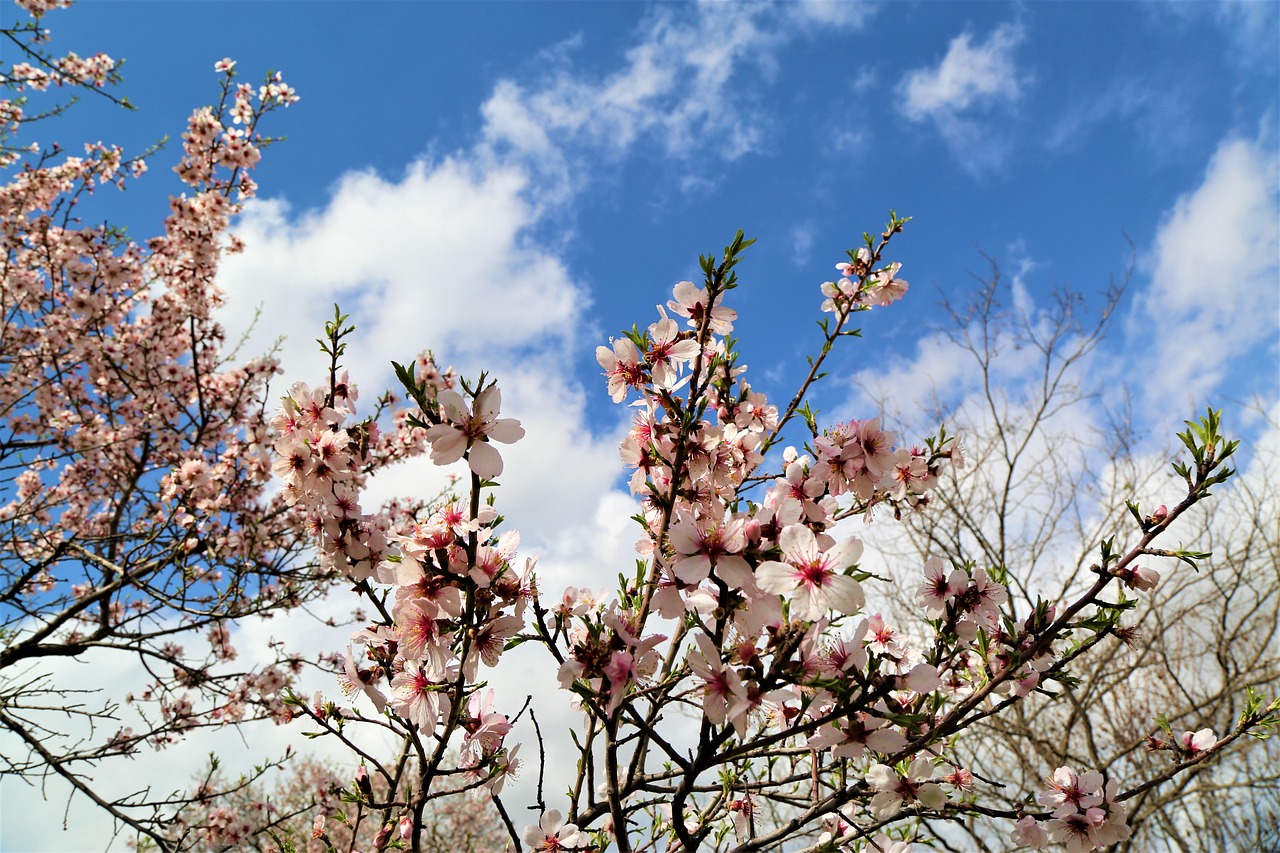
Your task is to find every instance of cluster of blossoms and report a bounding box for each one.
[581,238,959,723]
[13,0,70,15]
[1012,767,1131,851]
[0,9,360,844]
[4,54,108,91]
[282,221,1251,851]
[272,333,533,841]
[820,248,910,313]
[1146,726,1218,760]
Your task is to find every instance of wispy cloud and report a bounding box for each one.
[896,22,1027,174]
[789,221,815,267]
[1155,0,1280,73]
[1044,80,1194,162]
[480,3,874,192]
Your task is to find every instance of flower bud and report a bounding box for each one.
[354,765,373,799]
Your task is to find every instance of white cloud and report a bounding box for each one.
[782,0,878,30]
[219,157,583,389]
[479,2,875,186]
[900,24,1023,119]
[480,5,775,170]
[897,22,1026,173]
[1128,133,1280,410]
[847,329,979,424]
[789,222,815,267]
[823,126,868,158]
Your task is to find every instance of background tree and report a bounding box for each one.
[861,266,1280,851]
[172,752,508,853]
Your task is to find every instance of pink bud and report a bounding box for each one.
[354,765,372,798]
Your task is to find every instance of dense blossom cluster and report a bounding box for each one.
[271,334,532,839]
[0,5,352,846]
[1011,767,1131,851]
[273,216,1265,853]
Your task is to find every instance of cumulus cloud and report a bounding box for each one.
[897,22,1027,173]
[841,131,1278,451]
[1128,133,1279,411]
[220,158,582,388]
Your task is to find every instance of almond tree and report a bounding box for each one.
[173,753,508,853]
[0,3,423,848]
[276,224,1278,852]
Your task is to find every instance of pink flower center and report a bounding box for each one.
[797,559,831,588]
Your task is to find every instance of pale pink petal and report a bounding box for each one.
[436,389,468,422]
[468,441,504,479]
[488,418,524,444]
[476,385,501,418]
[672,553,712,584]
[425,426,466,465]
[822,574,864,615]
[917,782,947,810]
[778,523,817,559]
[754,561,796,595]
[826,536,864,568]
[866,763,897,790]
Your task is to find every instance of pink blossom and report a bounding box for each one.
[339,645,387,713]
[423,385,523,478]
[668,280,737,335]
[755,524,864,621]
[596,336,645,402]
[522,809,583,852]
[1011,815,1049,848]
[728,793,755,842]
[1118,564,1161,591]
[1178,727,1217,757]
[462,689,512,753]
[389,660,450,733]
[916,556,966,619]
[394,598,449,676]
[668,513,749,585]
[809,711,907,759]
[865,758,947,818]
[602,627,666,715]
[686,632,749,735]
[646,312,699,388]
[1037,767,1103,815]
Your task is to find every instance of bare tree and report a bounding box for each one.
[169,751,510,853]
[864,263,1280,851]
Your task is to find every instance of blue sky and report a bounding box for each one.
[2,1,1278,849]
